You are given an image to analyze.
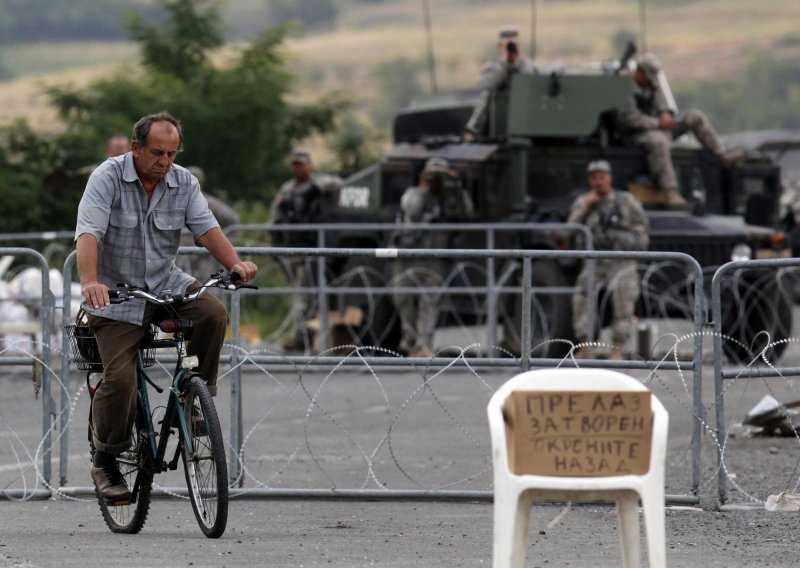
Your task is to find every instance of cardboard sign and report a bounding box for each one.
[503,390,652,477]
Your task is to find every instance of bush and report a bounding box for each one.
[675,49,800,132]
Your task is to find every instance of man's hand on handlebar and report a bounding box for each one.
[81,281,110,310]
[229,261,258,283]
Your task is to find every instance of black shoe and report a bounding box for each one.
[91,453,131,502]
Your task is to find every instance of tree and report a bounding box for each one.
[45,0,344,202]
[0,120,62,232]
[328,113,381,178]
[675,49,800,132]
[127,0,224,82]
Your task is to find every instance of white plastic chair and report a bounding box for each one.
[487,368,668,568]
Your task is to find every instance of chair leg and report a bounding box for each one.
[493,488,532,568]
[617,495,641,568]
[641,487,667,568]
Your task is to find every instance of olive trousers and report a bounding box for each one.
[87,284,228,455]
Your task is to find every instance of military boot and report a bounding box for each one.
[663,187,688,210]
[717,148,749,166]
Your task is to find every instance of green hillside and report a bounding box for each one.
[1,0,799,134]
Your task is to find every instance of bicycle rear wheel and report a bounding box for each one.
[94,399,152,534]
[180,374,228,538]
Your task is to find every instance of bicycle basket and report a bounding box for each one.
[66,309,157,370]
[66,309,103,371]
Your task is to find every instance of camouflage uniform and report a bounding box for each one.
[617,53,726,193]
[392,160,474,355]
[270,171,341,347]
[568,188,649,344]
[618,86,725,191]
[466,55,537,136]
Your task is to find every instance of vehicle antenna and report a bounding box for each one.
[422,0,438,94]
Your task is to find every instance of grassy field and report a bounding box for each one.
[0,0,798,131]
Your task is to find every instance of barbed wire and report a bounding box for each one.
[2,328,799,508]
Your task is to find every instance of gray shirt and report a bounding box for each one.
[75,153,220,324]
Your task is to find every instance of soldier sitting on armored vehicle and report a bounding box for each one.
[569,160,649,360]
[465,25,537,139]
[270,148,341,351]
[392,157,474,357]
[617,52,742,209]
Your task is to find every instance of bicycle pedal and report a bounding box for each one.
[106,497,131,506]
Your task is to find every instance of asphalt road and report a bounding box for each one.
[2,337,800,567]
[2,498,800,567]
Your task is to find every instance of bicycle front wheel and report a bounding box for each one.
[180,375,228,538]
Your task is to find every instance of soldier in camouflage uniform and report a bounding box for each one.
[569,160,649,360]
[392,158,474,357]
[270,148,341,351]
[617,53,739,209]
[465,25,537,138]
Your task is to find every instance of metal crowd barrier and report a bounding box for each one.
[711,257,800,505]
[188,246,705,502]
[0,248,55,493]
[225,222,597,352]
[38,244,706,502]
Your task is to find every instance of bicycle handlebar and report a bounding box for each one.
[108,270,257,306]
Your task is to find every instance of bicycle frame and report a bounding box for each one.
[128,336,198,501]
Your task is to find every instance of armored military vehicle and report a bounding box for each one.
[721,129,800,255]
[327,57,790,361]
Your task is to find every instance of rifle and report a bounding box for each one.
[615,40,637,75]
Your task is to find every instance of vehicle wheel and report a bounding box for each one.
[720,271,792,363]
[94,397,152,534]
[330,257,401,352]
[181,375,228,538]
[503,259,574,357]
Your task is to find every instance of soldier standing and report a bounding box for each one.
[617,52,740,209]
[465,25,537,138]
[569,160,649,360]
[270,148,341,351]
[392,158,474,357]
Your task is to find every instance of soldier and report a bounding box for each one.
[392,157,474,357]
[617,52,740,209]
[569,160,649,360]
[465,25,537,138]
[270,148,341,351]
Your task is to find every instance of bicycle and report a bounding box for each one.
[67,270,256,538]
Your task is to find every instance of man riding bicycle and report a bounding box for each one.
[74,111,258,502]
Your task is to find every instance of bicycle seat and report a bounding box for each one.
[155,319,194,334]
[139,319,193,350]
